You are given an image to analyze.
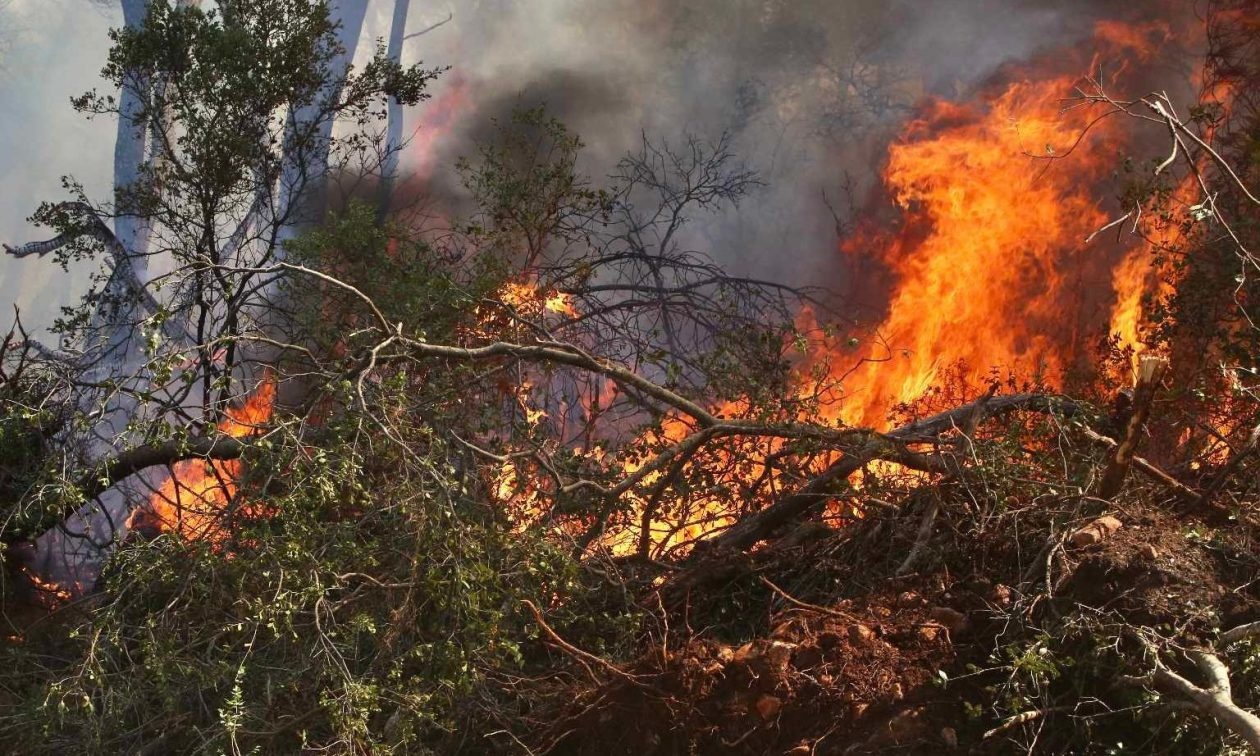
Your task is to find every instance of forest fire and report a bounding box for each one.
[8,2,1260,751]
[492,15,1227,555]
[125,374,277,542]
[766,11,1236,435]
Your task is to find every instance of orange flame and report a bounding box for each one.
[1107,177,1198,362]
[823,78,1126,428]
[499,281,578,317]
[128,374,277,542]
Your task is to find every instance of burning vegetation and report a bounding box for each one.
[0,0,1259,754]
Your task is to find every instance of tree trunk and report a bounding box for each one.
[377,0,411,223]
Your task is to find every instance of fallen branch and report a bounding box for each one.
[707,393,1081,552]
[77,436,247,502]
[896,498,940,576]
[982,706,1077,740]
[4,436,250,544]
[1125,632,1260,752]
[522,599,651,690]
[759,575,856,620]
[1220,621,1260,647]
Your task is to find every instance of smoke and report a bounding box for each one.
[382,0,1171,301]
[0,1,117,333]
[0,0,1177,329]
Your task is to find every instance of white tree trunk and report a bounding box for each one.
[19,0,363,596]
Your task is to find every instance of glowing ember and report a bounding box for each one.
[21,568,72,608]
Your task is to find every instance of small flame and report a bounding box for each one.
[499,281,578,317]
[20,567,72,608]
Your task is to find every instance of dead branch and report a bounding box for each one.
[896,497,940,576]
[982,706,1077,740]
[759,575,855,620]
[521,599,643,686]
[707,393,1081,552]
[1220,621,1260,647]
[3,435,252,544]
[403,11,452,40]
[1079,427,1199,499]
[75,436,247,504]
[1125,632,1260,752]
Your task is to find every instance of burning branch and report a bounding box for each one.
[69,438,247,522]
[708,393,1081,552]
[1098,355,1168,499]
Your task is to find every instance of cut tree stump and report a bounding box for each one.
[1099,355,1168,499]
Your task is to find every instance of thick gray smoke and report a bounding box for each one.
[0,0,1127,330]
[390,0,1120,293]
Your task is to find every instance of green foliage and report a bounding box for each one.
[1,389,631,753]
[457,107,610,269]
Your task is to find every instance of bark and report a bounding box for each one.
[13,1,171,593]
[114,0,153,269]
[13,1,365,595]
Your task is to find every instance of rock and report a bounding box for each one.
[1069,515,1123,548]
[765,641,796,672]
[989,583,1013,607]
[928,606,969,635]
[1139,543,1160,560]
[756,694,783,721]
[848,624,876,646]
[941,726,958,748]
[896,590,923,607]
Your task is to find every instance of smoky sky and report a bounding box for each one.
[0,0,1152,332]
